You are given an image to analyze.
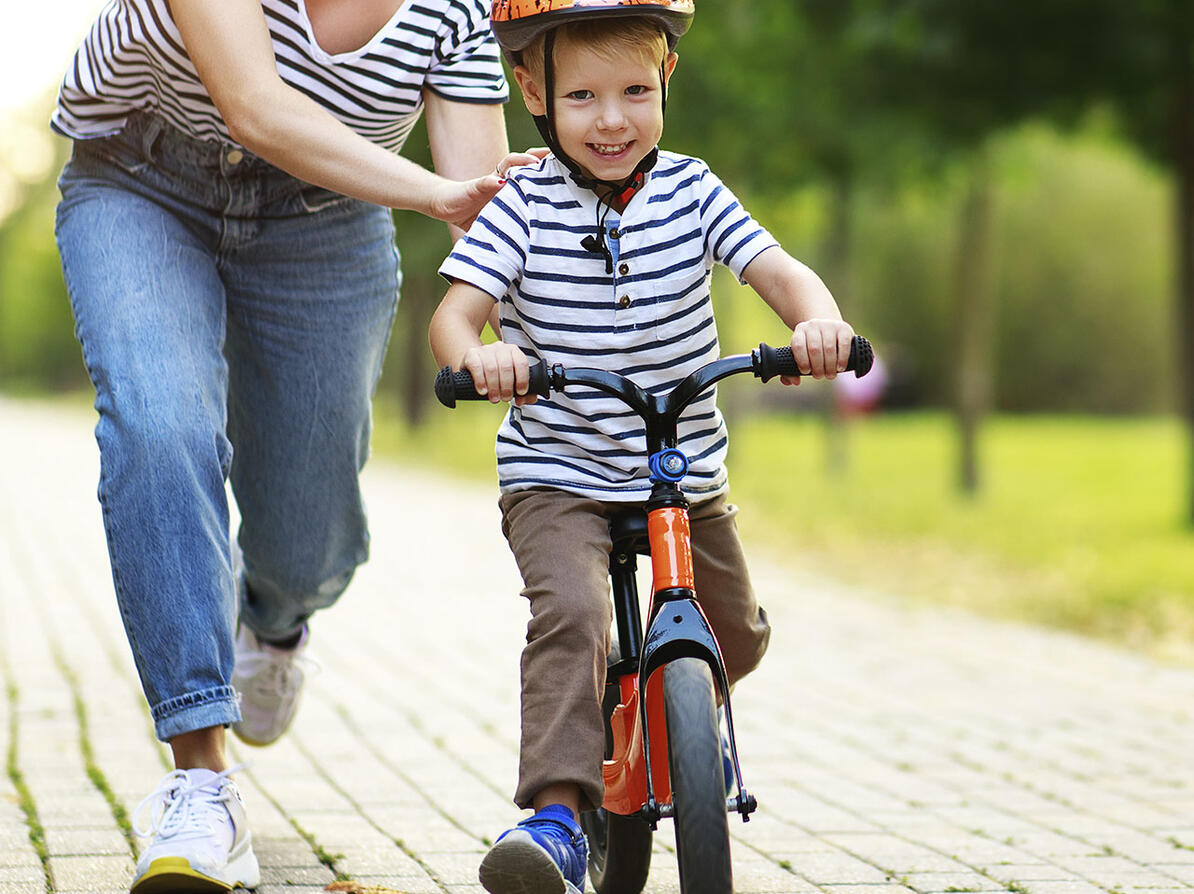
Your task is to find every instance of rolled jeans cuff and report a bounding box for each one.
[151,685,241,742]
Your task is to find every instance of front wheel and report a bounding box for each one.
[580,808,653,894]
[664,657,732,894]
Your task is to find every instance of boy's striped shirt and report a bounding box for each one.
[439,152,779,502]
[52,0,508,150]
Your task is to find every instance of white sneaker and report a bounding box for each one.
[231,624,311,746]
[131,767,260,893]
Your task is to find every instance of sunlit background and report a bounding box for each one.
[0,0,97,221]
[2,1,1191,660]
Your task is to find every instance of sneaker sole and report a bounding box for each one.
[229,721,282,747]
[131,855,259,893]
[479,832,580,894]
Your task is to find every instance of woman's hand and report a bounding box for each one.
[429,174,507,230]
[429,148,550,230]
[497,148,550,179]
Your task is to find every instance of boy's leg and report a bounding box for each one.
[689,495,771,685]
[481,488,611,894]
[499,488,614,813]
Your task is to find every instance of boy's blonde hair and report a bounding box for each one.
[519,17,670,86]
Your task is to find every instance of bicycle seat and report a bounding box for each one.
[609,508,650,557]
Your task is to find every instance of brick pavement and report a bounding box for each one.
[3,394,1194,894]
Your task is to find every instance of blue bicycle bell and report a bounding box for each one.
[649,448,689,483]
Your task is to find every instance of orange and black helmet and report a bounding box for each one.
[491,0,695,219]
[492,0,694,60]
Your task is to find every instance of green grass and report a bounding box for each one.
[733,412,1194,659]
[5,679,51,888]
[373,402,1194,662]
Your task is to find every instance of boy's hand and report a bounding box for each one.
[461,343,539,406]
[784,319,856,385]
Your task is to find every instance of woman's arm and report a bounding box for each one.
[170,0,506,225]
[424,92,508,242]
[424,92,544,340]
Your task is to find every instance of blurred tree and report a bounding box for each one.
[0,139,83,392]
[878,0,1192,508]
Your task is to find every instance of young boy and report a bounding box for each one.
[430,2,855,891]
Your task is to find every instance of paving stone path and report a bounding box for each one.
[3,395,1194,894]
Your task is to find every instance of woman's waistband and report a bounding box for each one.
[107,110,273,174]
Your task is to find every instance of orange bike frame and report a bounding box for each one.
[601,504,711,815]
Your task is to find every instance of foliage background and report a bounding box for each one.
[0,1,1188,657]
[1,64,1174,415]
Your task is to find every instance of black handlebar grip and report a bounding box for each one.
[434,359,552,408]
[849,336,875,377]
[754,335,874,382]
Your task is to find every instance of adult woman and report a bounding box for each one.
[52,0,530,889]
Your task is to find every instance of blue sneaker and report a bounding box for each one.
[479,804,588,894]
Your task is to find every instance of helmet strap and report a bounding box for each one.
[535,29,670,273]
[536,30,665,202]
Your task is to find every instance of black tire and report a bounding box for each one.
[580,807,653,894]
[663,657,732,894]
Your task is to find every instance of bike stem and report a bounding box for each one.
[544,354,754,456]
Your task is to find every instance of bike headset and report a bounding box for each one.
[490,0,694,272]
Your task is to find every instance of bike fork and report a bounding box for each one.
[636,595,757,826]
[631,499,758,827]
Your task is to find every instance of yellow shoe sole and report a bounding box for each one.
[130,856,241,893]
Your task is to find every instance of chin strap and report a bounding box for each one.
[536,29,669,272]
[578,183,638,274]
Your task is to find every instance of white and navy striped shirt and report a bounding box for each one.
[439,151,779,502]
[52,0,508,150]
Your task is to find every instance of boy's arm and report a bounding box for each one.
[741,246,855,383]
[429,282,536,404]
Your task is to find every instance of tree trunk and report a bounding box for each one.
[823,170,854,476]
[1174,35,1194,524]
[400,276,433,428]
[952,149,995,496]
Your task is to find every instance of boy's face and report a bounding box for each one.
[516,40,678,184]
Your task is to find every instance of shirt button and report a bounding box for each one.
[610,228,620,239]
[618,295,631,308]
[618,263,630,276]
[226,149,244,165]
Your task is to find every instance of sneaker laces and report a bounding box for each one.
[132,765,244,842]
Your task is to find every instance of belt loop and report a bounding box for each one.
[141,117,164,163]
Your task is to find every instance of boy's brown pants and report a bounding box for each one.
[498,487,772,812]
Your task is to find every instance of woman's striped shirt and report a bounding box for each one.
[439,151,779,503]
[51,0,508,151]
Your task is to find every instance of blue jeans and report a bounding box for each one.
[55,113,400,741]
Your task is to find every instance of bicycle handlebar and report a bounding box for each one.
[434,335,874,409]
